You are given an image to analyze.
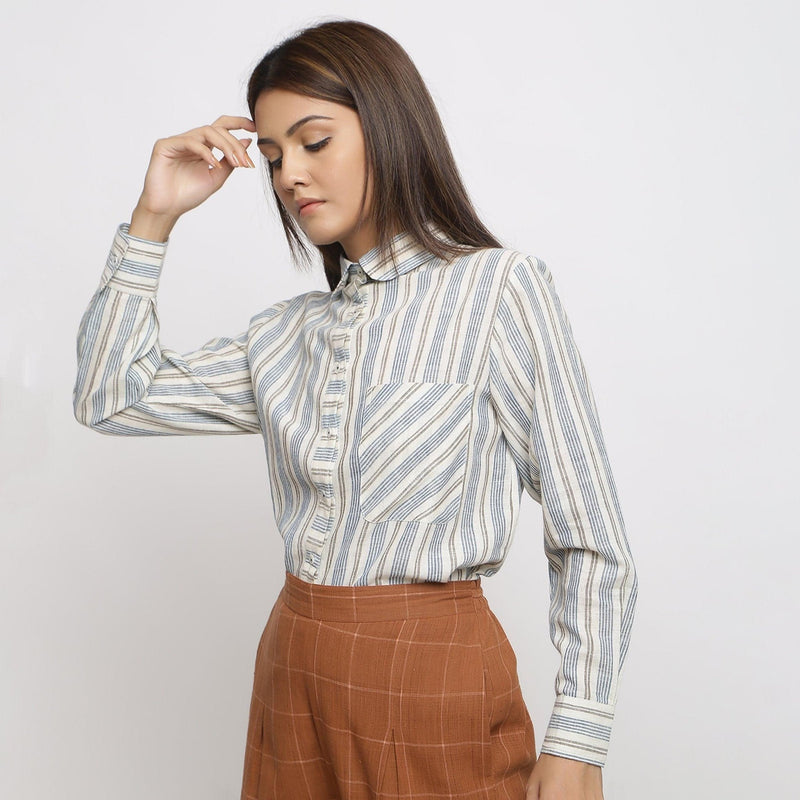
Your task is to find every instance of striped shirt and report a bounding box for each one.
[73,220,638,767]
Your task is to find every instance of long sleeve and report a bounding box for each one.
[488,255,638,767]
[73,223,261,435]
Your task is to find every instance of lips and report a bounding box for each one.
[297,199,325,215]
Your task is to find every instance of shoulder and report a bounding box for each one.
[458,245,554,296]
[247,287,331,331]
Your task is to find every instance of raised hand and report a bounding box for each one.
[129,115,258,240]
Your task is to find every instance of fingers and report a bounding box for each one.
[212,115,257,131]
[201,123,256,169]
[179,136,225,171]
[159,116,258,172]
[209,115,258,167]
[154,134,219,171]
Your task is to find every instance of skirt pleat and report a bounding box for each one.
[240,572,536,799]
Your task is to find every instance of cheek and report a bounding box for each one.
[331,152,367,207]
[327,141,365,178]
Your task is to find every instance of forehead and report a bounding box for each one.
[254,89,342,135]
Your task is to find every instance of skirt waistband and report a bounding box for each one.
[281,570,487,622]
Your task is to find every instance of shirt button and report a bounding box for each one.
[110,252,122,267]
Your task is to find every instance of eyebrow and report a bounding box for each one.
[257,115,334,145]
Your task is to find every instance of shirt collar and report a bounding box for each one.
[337,221,454,287]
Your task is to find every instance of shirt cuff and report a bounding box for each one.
[539,694,616,767]
[99,222,169,296]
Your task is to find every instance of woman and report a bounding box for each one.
[73,18,637,800]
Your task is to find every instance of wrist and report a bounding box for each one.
[537,753,601,770]
[129,203,179,243]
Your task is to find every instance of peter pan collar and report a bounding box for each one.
[336,222,454,288]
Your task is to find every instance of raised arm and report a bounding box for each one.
[72,115,263,435]
[73,223,264,435]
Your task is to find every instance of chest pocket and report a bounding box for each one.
[356,381,475,524]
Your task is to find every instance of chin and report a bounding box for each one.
[304,232,340,247]
[300,222,346,248]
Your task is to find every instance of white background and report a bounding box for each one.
[1,1,798,798]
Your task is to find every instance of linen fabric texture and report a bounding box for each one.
[73,221,638,766]
[241,571,536,799]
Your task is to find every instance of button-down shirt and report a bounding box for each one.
[73,221,638,766]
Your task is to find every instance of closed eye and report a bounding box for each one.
[267,137,332,170]
[305,137,331,153]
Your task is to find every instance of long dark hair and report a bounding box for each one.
[246,19,502,291]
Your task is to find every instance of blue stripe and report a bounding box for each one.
[73,221,638,764]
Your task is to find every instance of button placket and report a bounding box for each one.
[303,277,366,582]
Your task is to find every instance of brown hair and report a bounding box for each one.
[246,19,502,292]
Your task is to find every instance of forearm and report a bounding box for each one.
[73,223,168,431]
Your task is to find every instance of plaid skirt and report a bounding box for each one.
[240,571,536,799]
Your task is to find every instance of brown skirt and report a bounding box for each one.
[240,571,536,799]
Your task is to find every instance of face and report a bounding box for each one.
[254,89,377,261]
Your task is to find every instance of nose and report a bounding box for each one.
[276,147,310,194]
